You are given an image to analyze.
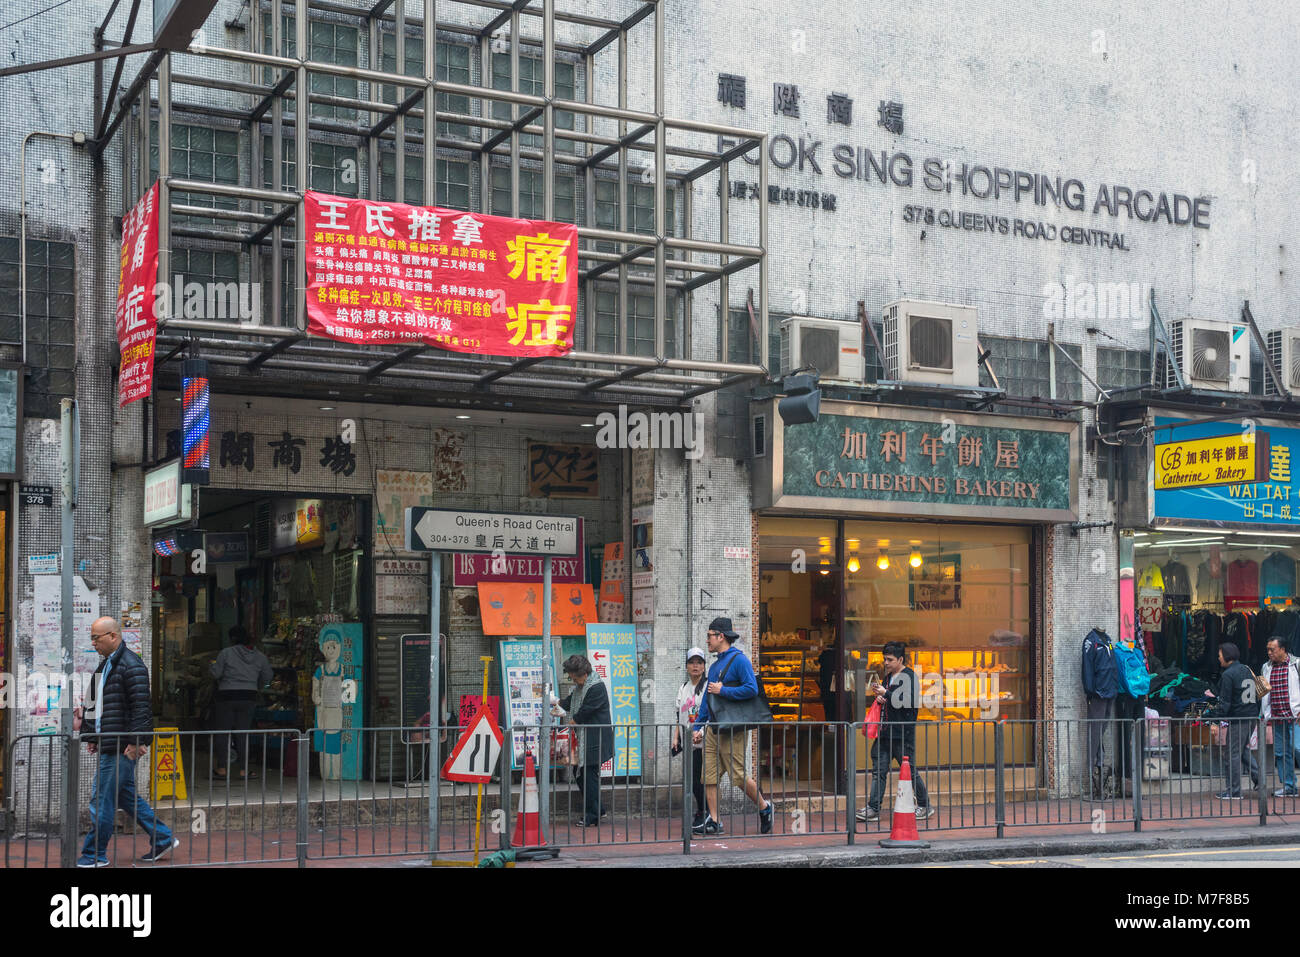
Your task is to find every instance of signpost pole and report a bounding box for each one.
[59,398,78,868]
[473,655,492,866]
[539,555,553,845]
[428,551,441,860]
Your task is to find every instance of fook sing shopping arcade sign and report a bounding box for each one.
[304,191,577,357]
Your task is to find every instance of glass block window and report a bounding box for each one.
[151,123,239,223]
[979,335,1083,404]
[263,137,358,197]
[378,154,471,209]
[490,167,575,223]
[491,55,577,152]
[595,288,676,358]
[264,16,358,119]
[593,180,674,237]
[380,36,471,140]
[0,237,76,412]
[1096,347,1151,393]
[727,308,782,368]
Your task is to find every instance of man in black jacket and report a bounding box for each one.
[1204,642,1260,800]
[856,642,933,823]
[75,617,178,867]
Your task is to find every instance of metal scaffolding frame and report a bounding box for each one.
[96,0,770,406]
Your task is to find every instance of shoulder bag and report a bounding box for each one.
[708,653,774,727]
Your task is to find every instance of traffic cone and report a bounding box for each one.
[878,756,930,848]
[511,750,544,848]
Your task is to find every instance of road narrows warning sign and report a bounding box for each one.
[441,705,504,783]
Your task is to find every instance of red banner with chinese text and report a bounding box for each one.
[304,191,577,357]
[115,181,160,407]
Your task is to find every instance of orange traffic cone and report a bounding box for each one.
[511,750,544,848]
[878,756,930,848]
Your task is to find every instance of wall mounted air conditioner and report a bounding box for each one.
[778,317,864,383]
[1265,329,1300,396]
[882,299,980,387]
[1167,319,1249,392]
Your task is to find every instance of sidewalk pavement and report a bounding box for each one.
[8,796,1300,868]
[528,820,1300,868]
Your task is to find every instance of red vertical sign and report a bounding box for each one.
[303,191,578,357]
[115,181,161,406]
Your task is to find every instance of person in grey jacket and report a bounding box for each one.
[1204,642,1260,800]
[210,625,272,779]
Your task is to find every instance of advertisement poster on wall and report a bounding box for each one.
[585,623,641,778]
[313,623,364,781]
[499,638,561,770]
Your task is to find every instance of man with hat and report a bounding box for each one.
[671,645,709,829]
[690,617,775,835]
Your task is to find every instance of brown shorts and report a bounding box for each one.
[703,726,749,785]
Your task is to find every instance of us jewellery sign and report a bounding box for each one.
[753,400,1079,523]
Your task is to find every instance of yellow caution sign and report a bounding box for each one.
[150,727,188,801]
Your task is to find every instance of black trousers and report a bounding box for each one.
[575,764,604,823]
[685,747,705,822]
[211,693,258,771]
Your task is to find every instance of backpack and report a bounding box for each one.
[1113,640,1151,697]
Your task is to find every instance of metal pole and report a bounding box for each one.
[424,0,437,197]
[682,739,692,855]
[539,556,553,844]
[652,0,665,358]
[1131,718,1143,832]
[1259,715,1268,827]
[994,719,1006,839]
[158,55,172,314]
[296,733,309,867]
[294,0,309,332]
[846,720,856,844]
[542,0,554,222]
[59,397,79,868]
[428,552,442,857]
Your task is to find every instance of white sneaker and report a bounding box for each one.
[914,806,936,821]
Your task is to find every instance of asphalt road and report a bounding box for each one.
[904,843,1300,867]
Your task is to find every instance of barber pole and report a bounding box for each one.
[181,358,210,486]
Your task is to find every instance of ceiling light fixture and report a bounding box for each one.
[876,550,890,571]
[909,550,923,568]
[847,556,861,573]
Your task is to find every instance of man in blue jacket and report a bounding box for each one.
[690,617,774,835]
[75,617,178,867]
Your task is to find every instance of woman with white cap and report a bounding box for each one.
[671,647,709,829]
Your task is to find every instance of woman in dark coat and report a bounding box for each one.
[555,654,614,826]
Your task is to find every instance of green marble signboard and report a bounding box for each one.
[758,400,1078,522]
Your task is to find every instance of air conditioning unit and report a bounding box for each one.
[882,299,980,387]
[778,317,864,383]
[1265,329,1300,396]
[1167,319,1249,392]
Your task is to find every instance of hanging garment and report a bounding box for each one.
[1223,612,1252,669]
[1261,552,1297,606]
[1082,629,1119,699]
[1226,559,1260,612]
[1162,560,1193,607]
[1275,610,1300,651]
[1138,564,1166,591]
[1195,560,1224,607]
[1184,611,1209,676]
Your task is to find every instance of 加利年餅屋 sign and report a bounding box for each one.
[755,401,1078,523]
[304,191,577,358]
